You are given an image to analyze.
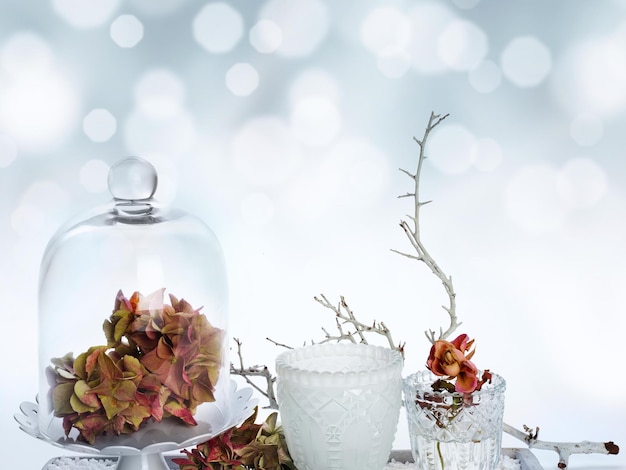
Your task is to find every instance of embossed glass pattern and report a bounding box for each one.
[276,343,403,470]
[403,370,506,470]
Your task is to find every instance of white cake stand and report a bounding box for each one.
[15,380,258,470]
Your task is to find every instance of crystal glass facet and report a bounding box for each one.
[276,343,403,470]
[37,157,230,443]
[403,370,506,470]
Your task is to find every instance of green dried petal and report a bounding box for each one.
[114,379,138,401]
[70,392,98,413]
[74,380,101,408]
[52,382,76,416]
[100,395,130,420]
[73,352,87,380]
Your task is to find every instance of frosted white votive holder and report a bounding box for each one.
[276,343,403,470]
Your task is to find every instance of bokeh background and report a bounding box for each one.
[2,0,626,468]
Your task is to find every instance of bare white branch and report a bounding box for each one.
[395,111,460,343]
[229,338,278,409]
[313,294,405,358]
[503,423,619,469]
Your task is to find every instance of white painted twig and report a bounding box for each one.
[392,111,459,343]
[230,337,278,409]
[313,294,405,358]
[503,423,619,469]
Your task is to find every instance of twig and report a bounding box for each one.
[265,337,294,350]
[229,338,278,409]
[503,423,619,469]
[313,294,405,358]
[392,111,459,343]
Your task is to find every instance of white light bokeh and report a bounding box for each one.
[437,19,488,71]
[504,163,569,233]
[110,14,144,48]
[52,0,121,29]
[0,33,80,153]
[377,47,411,78]
[259,0,329,58]
[360,6,411,55]
[134,69,186,118]
[471,138,503,172]
[10,203,45,237]
[289,95,342,147]
[556,157,607,209]
[324,137,391,207]
[124,108,197,159]
[11,181,71,237]
[288,69,341,106]
[468,59,502,93]
[232,116,302,186]
[0,32,53,75]
[285,136,391,219]
[240,192,275,227]
[0,68,79,153]
[83,108,117,142]
[552,28,626,116]
[339,139,390,202]
[249,20,283,54]
[0,134,18,167]
[569,113,604,146]
[428,123,476,174]
[407,2,457,74]
[225,63,260,97]
[79,159,110,193]
[501,35,552,87]
[193,2,244,54]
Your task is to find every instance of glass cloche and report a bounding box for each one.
[36,157,234,452]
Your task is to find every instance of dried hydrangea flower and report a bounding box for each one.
[48,288,224,444]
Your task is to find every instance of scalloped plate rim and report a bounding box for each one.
[15,380,258,456]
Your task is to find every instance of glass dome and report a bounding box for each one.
[37,157,230,447]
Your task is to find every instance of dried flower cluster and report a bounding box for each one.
[173,407,294,470]
[426,333,491,394]
[47,288,225,444]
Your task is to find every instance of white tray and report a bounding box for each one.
[41,448,544,470]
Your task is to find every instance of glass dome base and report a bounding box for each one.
[16,380,257,469]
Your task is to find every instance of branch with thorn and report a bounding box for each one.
[391,111,460,344]
[313,294,405,358]
[229,338,278,409]
[503,423,619,469]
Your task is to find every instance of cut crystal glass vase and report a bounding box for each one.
[403,370,506,470]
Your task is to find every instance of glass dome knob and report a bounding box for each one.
[108,156,158,201]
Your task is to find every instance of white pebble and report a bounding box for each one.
[45,457,117,470]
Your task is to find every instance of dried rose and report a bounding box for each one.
[426,333,480,393]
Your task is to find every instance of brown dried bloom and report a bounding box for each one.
[48,288,224,444]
